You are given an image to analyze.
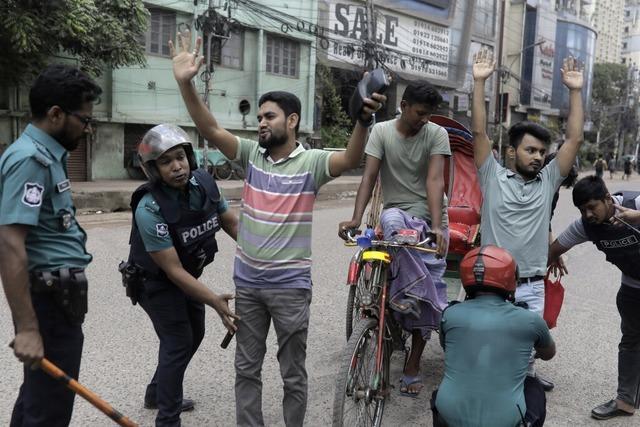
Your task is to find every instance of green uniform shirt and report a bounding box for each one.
[365,119,450,226]
[136,175,229,252]
[0,124,91,271]
[436,295,553,427]
[478,156,564,276]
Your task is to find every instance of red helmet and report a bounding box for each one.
[460,246,518,297]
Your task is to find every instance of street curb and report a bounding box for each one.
[72,180,360,212]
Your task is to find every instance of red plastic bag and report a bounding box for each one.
[543,272,565,329]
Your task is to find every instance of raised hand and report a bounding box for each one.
[472,49,495,82]
[360,92,388,125]
[168,29,205,84]
[561,57,583,90]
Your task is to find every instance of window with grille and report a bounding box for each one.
[141,8,176,57]
[204,29,244,70]
[266,35,299,78]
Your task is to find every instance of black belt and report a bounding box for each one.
[517,275,544,285]
[29,268,86,293]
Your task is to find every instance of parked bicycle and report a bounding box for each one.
[333,228,435,427]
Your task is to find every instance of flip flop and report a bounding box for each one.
[399,374,423,398]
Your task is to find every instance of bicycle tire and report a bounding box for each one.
[332,318,387,427]
[345,284,357,341]
[214,161,233,180]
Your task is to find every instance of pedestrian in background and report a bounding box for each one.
[0,64,101,426]
[594,156,606,179]
[624,157,632,180]
[608,157,616,180]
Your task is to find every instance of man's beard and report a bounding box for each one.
[515,159,540,180]
[51,127,83,151]
[258,130,288,149]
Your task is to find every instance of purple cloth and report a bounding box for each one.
[380,208,448,338]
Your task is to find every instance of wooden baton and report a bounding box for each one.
[39,358,138,427]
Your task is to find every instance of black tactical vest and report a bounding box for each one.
[582,191,640,280]
[128,169,221,286]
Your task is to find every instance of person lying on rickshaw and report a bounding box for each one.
[339,81,450,397]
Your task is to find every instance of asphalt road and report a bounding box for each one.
[1,175,640,426]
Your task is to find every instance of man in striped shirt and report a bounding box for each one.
[171,33,386,426]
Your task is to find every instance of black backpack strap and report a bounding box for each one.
[192,168,221,203]
[128,183,152,245]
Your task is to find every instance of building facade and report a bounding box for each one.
[501,0,596,129]
[591,0,624,64]
[622,0,640,67]
[316,0,497,126]
[0,0,318,181]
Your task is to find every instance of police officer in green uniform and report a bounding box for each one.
[0,65,101,426]
[123,124,238,427]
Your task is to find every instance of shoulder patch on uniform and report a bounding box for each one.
[22,182,44,207]
[156,223,169,238]
[31,152,52,167]
[143,199,160,213]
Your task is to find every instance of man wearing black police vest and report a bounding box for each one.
[123,124,239,427]
[548,175,640,421]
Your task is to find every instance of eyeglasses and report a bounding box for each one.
[64,110,97,130]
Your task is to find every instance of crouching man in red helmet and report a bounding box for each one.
[432,246,556,427]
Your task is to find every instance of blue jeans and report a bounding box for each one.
[515,278,545,376]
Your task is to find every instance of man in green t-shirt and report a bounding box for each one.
[339,81,450,397]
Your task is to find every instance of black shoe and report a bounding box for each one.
[591,400,634,420]
[144,398,195,412]
[536,376,555,392]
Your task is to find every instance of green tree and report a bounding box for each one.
[589,63,636,157]
[317,65,352,148]
[0,0,149,83]
[593,63,628,106]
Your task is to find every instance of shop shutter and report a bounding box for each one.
[67,137,88,181]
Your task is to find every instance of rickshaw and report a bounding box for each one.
[332,115,482,427]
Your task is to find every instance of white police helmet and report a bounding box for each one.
[137,124,197,183]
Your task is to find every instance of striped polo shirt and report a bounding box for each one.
[232,137,335,289]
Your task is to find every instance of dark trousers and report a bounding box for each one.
[616,284,640,408]
[139,284,205,427]
[431,378,545,427]
[10,293,84,427]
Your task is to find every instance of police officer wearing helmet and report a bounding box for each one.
[124,124,239,427]
[0,64,101,426]
[433,246,556,427]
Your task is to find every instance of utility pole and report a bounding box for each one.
[495,0,506,163]
[615,65,634,163]
[365,0,376,70]
[197,2,229,170]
